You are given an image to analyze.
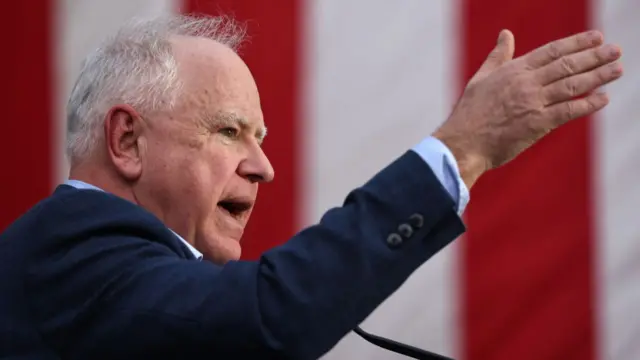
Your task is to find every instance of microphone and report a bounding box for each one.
[354,325,454,360]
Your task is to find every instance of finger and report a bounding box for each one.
[524,30,603,69]
[545,92,609,127]
[536,44,622,85]
[542,62,623,105]
[477,30,516,73]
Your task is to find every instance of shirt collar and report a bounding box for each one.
[63,180,203,261]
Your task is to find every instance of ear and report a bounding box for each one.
[103,104,145,181]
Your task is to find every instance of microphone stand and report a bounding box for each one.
[354,326,454,360]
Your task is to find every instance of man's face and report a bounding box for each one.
[133,37,274,264]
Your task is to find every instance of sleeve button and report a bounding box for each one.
[398,223,413,238]
[386,233,403,247]
[409,213,424,229]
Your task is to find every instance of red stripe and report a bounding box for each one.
[460,1,596,359]
[0,1,54,231]
[182,1,300,260]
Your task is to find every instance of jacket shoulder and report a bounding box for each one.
[1,185,189,258]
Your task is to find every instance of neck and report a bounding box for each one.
[68,157,192,246]
[68,160,181,240]
[68,159,137,205]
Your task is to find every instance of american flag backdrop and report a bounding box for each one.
[1,0,639,359]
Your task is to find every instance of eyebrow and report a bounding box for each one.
[212,111,267,143]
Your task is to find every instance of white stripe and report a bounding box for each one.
[53,0,180,185]
[595,0,640,359]
[302,1,460,358]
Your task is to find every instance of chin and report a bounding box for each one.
[200,237,242,264]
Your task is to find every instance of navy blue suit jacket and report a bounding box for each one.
[0,151,465,359]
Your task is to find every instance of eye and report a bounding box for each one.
[219,127,239,138]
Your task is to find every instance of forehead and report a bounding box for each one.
[171,36,265,130]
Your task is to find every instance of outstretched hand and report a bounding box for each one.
[434,29,623,189]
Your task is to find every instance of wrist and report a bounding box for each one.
[432,132,488,189]
[455,153,487,190]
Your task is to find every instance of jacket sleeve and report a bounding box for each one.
[30,151,465,359]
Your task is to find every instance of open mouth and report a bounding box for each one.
[217,198,253,220]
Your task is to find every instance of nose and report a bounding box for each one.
[238,143,274,183]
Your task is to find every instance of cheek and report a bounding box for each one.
[205,154,237,193]
[193,152,239,207]
[145,138,240,217]
[143,146,218,207]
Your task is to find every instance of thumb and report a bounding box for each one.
[478,29,515,73]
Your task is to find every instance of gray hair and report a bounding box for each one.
[65,14,247,161]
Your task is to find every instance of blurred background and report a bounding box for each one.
[1,0,638,359]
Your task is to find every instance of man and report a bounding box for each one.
[0,14,622,359]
